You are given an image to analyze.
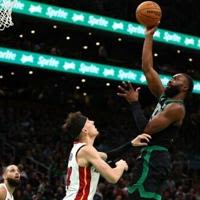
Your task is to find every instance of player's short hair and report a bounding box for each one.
[182,73,194,94]
[62,111,87,141]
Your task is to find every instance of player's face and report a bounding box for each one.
[165,74,187,97]
[4,165,21,187]
[84,119,99,136]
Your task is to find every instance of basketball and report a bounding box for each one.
[136,1,162,27]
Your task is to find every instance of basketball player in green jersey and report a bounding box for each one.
[117,25,194,200]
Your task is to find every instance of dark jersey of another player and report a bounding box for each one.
[149,94,184,148]
[106,95,184,162]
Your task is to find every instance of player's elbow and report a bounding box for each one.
[106,176,119,184]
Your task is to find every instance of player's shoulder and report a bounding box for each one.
[80,144,97,153]
[166,102,185,114]
[77,144,99,165]
[0,185,7,200]
[167,101,185,109]
[79,144,98,157]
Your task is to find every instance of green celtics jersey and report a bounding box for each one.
[149,94,184,148]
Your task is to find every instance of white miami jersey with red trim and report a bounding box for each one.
[63,142,100,200]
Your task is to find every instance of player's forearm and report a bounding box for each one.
[131,102,148,132]
[106,141,132,161]
[106,166,125,184]
[99,163,125,184]
[142,34,154,73]
[144,121,169,135]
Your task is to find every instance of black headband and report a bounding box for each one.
[69,115,87,141]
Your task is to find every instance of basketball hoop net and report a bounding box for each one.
[0,0,16,31]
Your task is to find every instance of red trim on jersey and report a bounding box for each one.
[74,167,91,200]
[66,167,72,189]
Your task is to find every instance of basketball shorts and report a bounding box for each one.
[128,145,171,200]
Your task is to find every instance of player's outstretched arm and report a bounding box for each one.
[80,146,128,184]
[142,25,164,98]
[117,82,148,132]
[144,103,185,134]
[106,133,151,161]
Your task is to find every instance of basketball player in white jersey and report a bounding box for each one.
[0,165,21,200]
[62,111,151,200]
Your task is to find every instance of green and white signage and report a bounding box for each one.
[13,0,200,50]
[0,47,199,94]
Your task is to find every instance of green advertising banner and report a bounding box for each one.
[0,47,199,94]
[13,0,200,50]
